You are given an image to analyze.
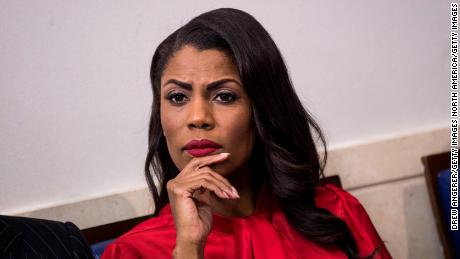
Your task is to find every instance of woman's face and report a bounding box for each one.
[160,45,254,176]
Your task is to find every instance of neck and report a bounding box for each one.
[209,164,262,218]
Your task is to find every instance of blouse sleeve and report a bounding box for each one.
[101,241,141,259]
[317,184,393,259]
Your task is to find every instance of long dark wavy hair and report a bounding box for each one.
[144,8,378,259]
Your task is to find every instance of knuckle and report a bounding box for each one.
[205,170,221,181]
[166,180,182,196]
[172,186,183,196]
[191,159,202,169]
[203,171,213,178]
[202,168,214,176]
[166,180,174,190]
[199,178,211,186]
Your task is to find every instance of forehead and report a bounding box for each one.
[161,45,240,83]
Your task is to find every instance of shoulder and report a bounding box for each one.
[121,214,175,239]
[314,183,364,219]
[314,183,374,232]
[315,184,392,258]
[0,215,94,258]
[117,203,176,240]
[102,205,177,259]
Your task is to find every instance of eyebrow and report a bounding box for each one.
[163,78,241,91]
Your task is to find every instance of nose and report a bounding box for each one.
[187,96,214,130]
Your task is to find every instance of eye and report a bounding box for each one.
[167,92,188,104]
[214,92,237,103]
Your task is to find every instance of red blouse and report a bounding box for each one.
[102,184,392,259]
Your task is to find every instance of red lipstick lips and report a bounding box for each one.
[184,139,222,157]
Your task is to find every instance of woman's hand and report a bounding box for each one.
[166,152,240,258]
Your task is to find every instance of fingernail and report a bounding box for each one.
[222,191,230,199]
[219,152,230,157]
[231,187,240,198]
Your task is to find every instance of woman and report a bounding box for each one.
[102,8,391,259]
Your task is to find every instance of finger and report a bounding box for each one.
[187,152,230,171]
[187,168,239,198]
[186,178,232,200]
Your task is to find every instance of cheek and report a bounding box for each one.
[215,117,254,175]
[223,108,254,158]
[160,103,183,136]
[160,105,186,169]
